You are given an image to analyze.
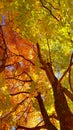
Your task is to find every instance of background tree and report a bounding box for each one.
[0,0,73,130]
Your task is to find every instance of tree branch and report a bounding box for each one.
[40,0,60,22]
[0,97,29,120]
[16,124,45,130]
[7,48,35,66]
[44,0,59,10]
[62,87,73,101]
[36,43,55,85]
[46,36,52,64]
[58,53,73,88]
[0,25,7,72]
[6,77,32,83]
[10,91,30,96]
[35,92,57,130]
[69,53,73,92]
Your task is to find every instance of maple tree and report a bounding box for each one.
[0,0,73,130]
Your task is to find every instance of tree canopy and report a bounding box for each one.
[0,0,73,130]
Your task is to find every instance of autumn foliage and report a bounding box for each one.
[0,0,73,130]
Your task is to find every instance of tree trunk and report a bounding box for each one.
[52,77,73,130]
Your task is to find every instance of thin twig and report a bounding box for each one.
[6,77,32,83]
[10,91,30,96]
[0,97,29,120]
[46,36,52,64]
[44,0,59,10]
[58,53,73,87]
[16,124,45,130]
[40,0,60,22]
[7,48,35,66]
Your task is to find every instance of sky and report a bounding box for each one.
[11,126,16,130]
